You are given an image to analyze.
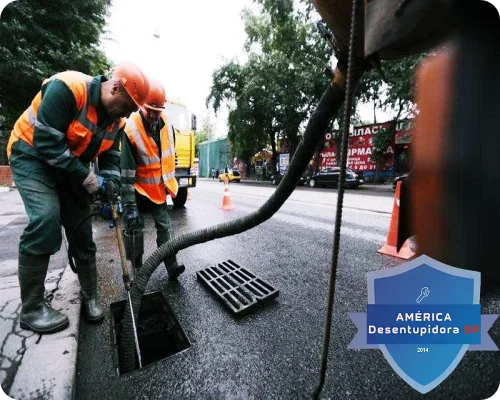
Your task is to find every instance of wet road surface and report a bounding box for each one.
[75,180,500,399]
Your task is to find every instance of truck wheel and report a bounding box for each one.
[172,187,188,208]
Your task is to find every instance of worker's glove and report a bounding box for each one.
[123,204,140,231]
[82,170,105,195]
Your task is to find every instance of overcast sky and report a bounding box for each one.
[99,0,391,136]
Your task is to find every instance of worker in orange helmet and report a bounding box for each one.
[120,77,186,281]
[6,62,150,334]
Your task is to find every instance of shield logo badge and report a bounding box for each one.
[348,254,498,394]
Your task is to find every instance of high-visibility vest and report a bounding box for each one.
[7,71,125,160]
[124,112,178,203]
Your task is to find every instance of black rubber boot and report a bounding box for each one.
[76,256,104,323]
[164,256,185,281]
[18,254,69,334]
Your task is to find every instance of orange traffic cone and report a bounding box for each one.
[187,189,192,200]
[377,181,416,259]
[222,178,233,210]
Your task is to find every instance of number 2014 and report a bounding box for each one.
[417,347,429,353]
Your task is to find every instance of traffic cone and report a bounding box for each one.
[222,178,233,210]
[187,189,192,200]
[377,181,416,259]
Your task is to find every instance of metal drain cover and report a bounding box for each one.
[196,260,279,316]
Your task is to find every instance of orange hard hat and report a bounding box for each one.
[110,62,150,108]
[143,78,166,111]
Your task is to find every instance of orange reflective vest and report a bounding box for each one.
[7,71,125,160]
[124,112,178,203]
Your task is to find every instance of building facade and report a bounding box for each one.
[312,120,413,181]
[198,137,231,178]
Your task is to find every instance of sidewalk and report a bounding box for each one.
[0,188,81,400]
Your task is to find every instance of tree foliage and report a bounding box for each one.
[0,0,113,164]
[356,54,424,121]
[208,0,424,179]
[207,0,331,170]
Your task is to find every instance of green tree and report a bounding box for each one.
[0,0,113,164]
[207,0,331,172]
[207,58,273,170]
[356,55,423,122]
[208,0,425,180]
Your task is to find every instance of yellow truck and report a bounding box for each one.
[164,99,197,207]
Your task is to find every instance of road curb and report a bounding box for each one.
[8,263,81,400]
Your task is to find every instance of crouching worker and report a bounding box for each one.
[120,78,185,280]
[7,62,150,333]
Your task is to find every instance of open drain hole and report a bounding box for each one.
[110,292,190,376]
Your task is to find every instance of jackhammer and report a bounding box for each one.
[66,181,144,368]
[103,181,143,369]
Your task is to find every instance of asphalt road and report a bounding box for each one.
[75,180,500,399]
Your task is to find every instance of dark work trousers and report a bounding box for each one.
[11,166,96,261]
[136,191,178,265]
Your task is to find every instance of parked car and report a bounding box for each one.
[219,168,241,182]
[270,172,307,186]
[307,167,363,189]
[392,172,409,190]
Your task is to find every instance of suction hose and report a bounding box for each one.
[119,79,350,373]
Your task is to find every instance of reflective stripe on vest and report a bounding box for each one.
[124,112,178,204]
[7,71,124,161]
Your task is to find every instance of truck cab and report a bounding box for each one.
[164,99,197,207]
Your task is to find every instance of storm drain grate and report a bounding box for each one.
[196,260,279,316]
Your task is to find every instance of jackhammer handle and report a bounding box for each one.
[105,181,116,203]
[114,216,132,291]
[103,181,132,290]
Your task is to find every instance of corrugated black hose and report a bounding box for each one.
[119,82,349,373]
